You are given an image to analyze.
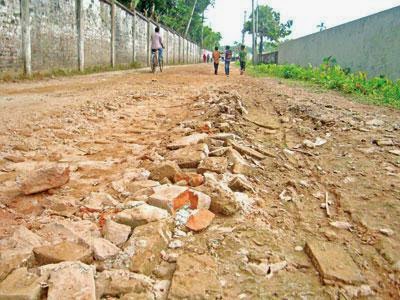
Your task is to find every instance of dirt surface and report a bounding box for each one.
[0,64,400,299]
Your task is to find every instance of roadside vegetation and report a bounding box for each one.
[248,57,400,109]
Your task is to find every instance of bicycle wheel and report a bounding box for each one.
[159,58,163,72]
[151,53,157,73]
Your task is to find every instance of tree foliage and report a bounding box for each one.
[119,0,221,49]
[244,5,293,54]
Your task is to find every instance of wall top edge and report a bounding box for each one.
[280,5,400,46]
[98,0,200,46]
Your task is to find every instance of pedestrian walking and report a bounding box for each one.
[212,47,220,75]
[239,45,247,75]
[203,52,207,63]
[224,46,232,77]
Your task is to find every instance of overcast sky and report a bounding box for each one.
[205,0,400,46]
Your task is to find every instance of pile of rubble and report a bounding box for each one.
[0,90,269,299]
[2,82,398,298]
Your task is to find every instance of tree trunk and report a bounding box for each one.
[185,0,198,37]
[259,36,263,55]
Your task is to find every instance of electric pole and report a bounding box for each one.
[201,12,204,49]
[185,0,198,37]
[255,0,259,63]
[242,10,247,45]
[252,0,256,64]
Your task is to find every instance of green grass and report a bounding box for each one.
[0,62,142,82]
[247,60,400,109]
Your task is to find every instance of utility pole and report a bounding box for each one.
[185,0,198,37]
[242,10,247,45]
[201,12,204,49]
[252,0,256,64]
[255,0,259,63]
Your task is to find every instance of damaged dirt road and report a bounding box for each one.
[0,64,399,299]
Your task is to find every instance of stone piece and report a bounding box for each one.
[329,221,353,230]
[3,226,44,250]
[226,148,254,176]
[81,192,120,211]
[229,176,254,192]
[305,240,364,285]
[148,185,210,213]
[186,209,215,232]
[154,279,171,300]
[166,143,209,168]
[197,157,228,174]
[125,180,160,194]
[95,269,153,299]
[148,185,187,212]
[114,202,169,228]
[0,250,34,281]
[40,261,96,300]
[228,140,265,160]
[149,161,181,181]
[93,238,120,261]
[374,139,394,146]
[103,219,131,246]
[17,164,70,195]
[33,241,92,265]
[196,181,239,216]
[126,220,172,275]
[0,267,42,300]
[169,253,222,299]
[167,133,208,150]
[209,133,237,140]
[173,172,204,187]
[153,262,177,279]
[388,149,400,156]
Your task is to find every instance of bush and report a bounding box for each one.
[248,60,400,109]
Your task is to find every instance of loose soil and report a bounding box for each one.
[0,64,399,299]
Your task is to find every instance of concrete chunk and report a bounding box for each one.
[148,185,210,213]
[0,267,42,300]
[93,238,120,261]
[305,240,364,285]
[114,202,169,228]
[149,161,181,181]
[169,253,222,299]
[41,261,96,300]
[33,241,92,265]
[166,143,208,168]
[197,157,228,174]
[17,164,70,195]
[167,133,208,150]
[126,220,172,275]
[95,269,153,299]
[103,219,131,246]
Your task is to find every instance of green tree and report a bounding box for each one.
[244,5,293,54]
[118,0,221,48]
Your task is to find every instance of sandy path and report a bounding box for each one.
[0,64,399,298]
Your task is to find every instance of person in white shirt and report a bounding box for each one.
[151,26,164,64]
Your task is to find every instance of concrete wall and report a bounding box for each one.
[278,6,400,80]
[0,0,201,75]
[83,0,111,68]
[30,0,78,71]
[0,0,22,71]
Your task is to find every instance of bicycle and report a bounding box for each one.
[151,49,163,73]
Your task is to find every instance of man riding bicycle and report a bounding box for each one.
[151,26,164,70]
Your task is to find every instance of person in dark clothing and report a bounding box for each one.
[224,45,232,77]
